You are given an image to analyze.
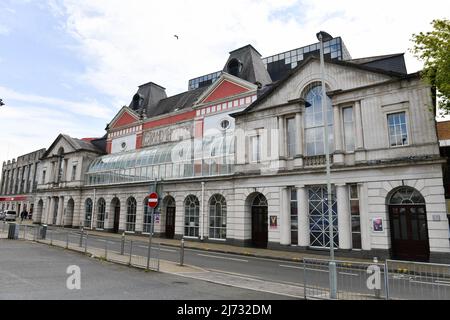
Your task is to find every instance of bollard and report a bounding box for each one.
[23,225,26,239]
[179,238,185,266]
[66,231,69,249]
[50,229,53,246]
[157,241,160,272]
[104,239,108,259]
[303,259,307,299]
[79,227,84,247]
[84,233,88,254]
[373,257,381,299]
[128,240,133,266]
[121,232,125,255]
[384,260,390,300]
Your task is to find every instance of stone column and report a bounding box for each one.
[278,117,286,159]
[280,187,291,245]
[336,184,351,250]
[294,113,304,167]
[297,185,310,247]
[354,101,366,163]
[358,183,371,251]
[48,197,55,225]
[333,105,344,165]
[56,196,64,226]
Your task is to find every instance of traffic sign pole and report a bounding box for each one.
[147,181,158,270]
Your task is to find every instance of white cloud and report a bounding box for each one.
[50,0,449,104]
[0,25,10,35]
[0,86,114,119]
[0,87,113,166]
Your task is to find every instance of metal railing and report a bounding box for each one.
[385,259,450,300]
[4,222,450,300]
[9,223,161,272]
[303,257,388,300]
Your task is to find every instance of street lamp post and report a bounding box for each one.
[316,31,337,299]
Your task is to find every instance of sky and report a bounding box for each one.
[0,0,449,166]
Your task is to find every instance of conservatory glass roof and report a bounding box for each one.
[85,136,235,186]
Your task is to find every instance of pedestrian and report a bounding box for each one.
[20,209,27,222]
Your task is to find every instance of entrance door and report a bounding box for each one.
[251,194,268,248]
[113,204,120,233]
[166,206,176,239]
[389,205,430,261]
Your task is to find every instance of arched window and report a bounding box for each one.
[209,195,227,239]
[184,195,200,237]
[84,198,92,228]
[389,187,425,205]
[143,197,151,234]
[57,147,65,183]
[304,84,334,156]
[97,198,106,229]
[126,197,137,232]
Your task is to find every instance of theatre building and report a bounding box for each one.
[31,34,450,262]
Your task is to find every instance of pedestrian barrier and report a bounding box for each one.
[13,225,161,272]
[9,224,450,300]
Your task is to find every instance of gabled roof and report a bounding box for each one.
[194,72,257,106]
[233,54,409,116]
[107,106,141,130]
[42,134,106,159]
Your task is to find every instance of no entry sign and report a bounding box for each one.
[148,192,158,208]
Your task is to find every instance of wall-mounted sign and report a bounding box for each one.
[372,218,384,232]
[143,123,193,147]
[154,214,160,224]
[270,216,278,229]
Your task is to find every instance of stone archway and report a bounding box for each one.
[247,193,268,248]
[387,187,430,262]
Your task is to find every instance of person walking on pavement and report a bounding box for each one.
[20,209,27,222]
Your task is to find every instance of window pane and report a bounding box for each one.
[387,112,408,147]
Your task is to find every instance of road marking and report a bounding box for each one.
[279,264,302,270]
[339,272,359,277]
[197,253,248,262]
[435,280,450,286]
[410,279,450,287]
[137,245,175,252]
[284,265,359,277]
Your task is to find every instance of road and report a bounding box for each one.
[0,240,289,300]
[13,226,450,300]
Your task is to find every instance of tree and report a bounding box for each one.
[0,99,4,106]
[411,19,450,115]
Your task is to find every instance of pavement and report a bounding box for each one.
[0,240,292,300]
[41,223,378,264]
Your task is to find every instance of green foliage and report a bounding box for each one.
[411,19,450,115]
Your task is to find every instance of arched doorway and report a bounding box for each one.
[111,198,120,233]
[84,198,92,228]
[97,198,106,229]
[251,193,268,248]
[65,198,74,227]
[164,196,176,239]
[184,195,200,237]
[388,187,430,261]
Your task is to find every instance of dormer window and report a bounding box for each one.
[227,58,242,77]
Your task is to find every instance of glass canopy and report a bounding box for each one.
[86,136,235,186]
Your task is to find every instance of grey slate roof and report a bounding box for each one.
[147,86,208,118]
[232,54,410,117]
[349,53,407,74]
[222,45,272,87]
[42,134,106,158]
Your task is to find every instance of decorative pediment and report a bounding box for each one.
[42,134,77,158]
[108,107,140,130]
[195,73,257,107]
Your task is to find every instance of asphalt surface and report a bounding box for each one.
[0,240,289,300]
[4,225,450,300]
